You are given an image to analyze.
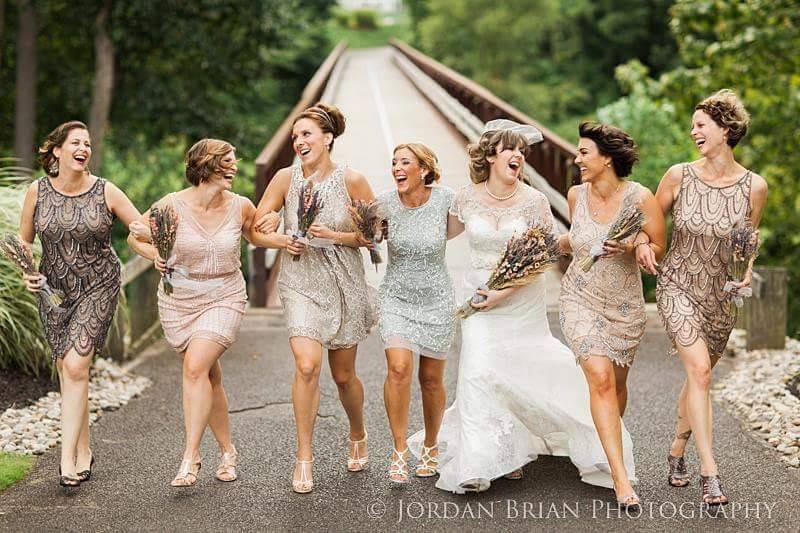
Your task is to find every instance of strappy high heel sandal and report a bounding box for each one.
[58,466,80,488]
[171,458,202,487]
[292,458,314,494]
[617,492,641,511]
[700,474,729,506]
[347,432,369,472]
[504,468,524,480]
[216,448,239,482]
[77,452,95,483]
[414,444,439,478]
[388,448,409,484]
[668,454,690,487]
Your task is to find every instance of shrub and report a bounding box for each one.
[350,9,379,30]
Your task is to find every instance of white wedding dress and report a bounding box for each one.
[408,184,636,493]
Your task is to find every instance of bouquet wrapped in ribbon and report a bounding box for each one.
[723,223,759,312]
[292,179,325,262]
[149,205,179,294]
[456,226,560,319]
[0,233,63,309]
[348,200,384,268]
[578,205,645,272]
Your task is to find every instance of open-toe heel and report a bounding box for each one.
[668,454,690,487]
[388,448,409,484]
[216,448,239,482]
[414,444,439,478]
[347,431,369,472]
[171,458,201,487]
[77,452,95,483]
[292,458,314,494]
[700,474,729,507]
[58,466,80,488]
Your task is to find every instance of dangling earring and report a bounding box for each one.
[49,158,59,176]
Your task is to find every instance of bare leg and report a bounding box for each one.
[670,354,721,457]
[57,349,92,478]
[289,337,323,484]
[613,364,631,416]
[180,339,226,463]
[329,345,367,466]
[383,348,413,451]
[418,357,446,448]
[676,340,718,476]
[207,361,235,455]
[580,355,635,500]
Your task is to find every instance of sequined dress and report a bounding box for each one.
[34,176,121,361]
[559,182,647,367]
[409,184,636,493]
[377,186,456,359]
[277,164,376,349]
[656,164,752,358]
[157,192,247,353]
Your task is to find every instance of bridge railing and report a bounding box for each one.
[390,39,579,225]
[250,42,348,307]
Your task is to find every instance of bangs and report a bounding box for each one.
[496,130,529,155]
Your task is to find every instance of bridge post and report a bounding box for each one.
[741,266,787,350]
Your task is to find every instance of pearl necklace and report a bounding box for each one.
[589,181,622,217]
[484,180,518,201]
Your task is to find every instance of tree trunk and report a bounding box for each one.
[14,0,36,168]
[88,0,114,173]
[0,0,6,70]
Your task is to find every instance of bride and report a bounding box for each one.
[409,120,636,495]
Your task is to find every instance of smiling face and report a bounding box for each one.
[53,128,91,174]
[292,118,333,166]
[209,150,238,191]
[487,141,524,185]
[392,147,428,194]
[575,137,612,183]
[691,109,728,156]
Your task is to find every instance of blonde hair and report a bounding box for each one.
[184,138,236,186]
[467,129,528,183]
[393,143,440,185]
[695,89,750,148]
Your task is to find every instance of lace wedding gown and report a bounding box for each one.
[408,184,636,493]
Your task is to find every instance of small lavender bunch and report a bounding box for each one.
[456,226,560,319]
[348,200,384,268]
[149,205,179,294]
[724,223,759,312]
[0,233,64,309]
[293,179,324,262]
[579,205,645,272]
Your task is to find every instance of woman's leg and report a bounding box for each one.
[329,345,367,464]
[57,349,92,478]
[289,337,323,483]
[676,340,718,475]
[580,355,635,499]
[613,364,631,416]
[207,361,235,455]
[384,348,413,450]
[180,339,226,463]
[417,356,446,476]
[669,354,721,458]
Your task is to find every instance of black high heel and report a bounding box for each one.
[77,454,95,482]
[59,466,81,487]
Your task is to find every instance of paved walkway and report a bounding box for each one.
[1,48,798,531]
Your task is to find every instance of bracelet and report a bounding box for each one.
[634,242,651,250]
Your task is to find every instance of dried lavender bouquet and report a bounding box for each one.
[579,204,645,272]
[149,205,179,294]
[348,199,384,267]
[293,179,324,262]
[723,223,759,312]
[456,226,560,319]
[0,233,63,309]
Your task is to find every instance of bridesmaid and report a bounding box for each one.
[559,121,666,508]
[377,143,456,483]
[18,121,143,486]
[638,90,767,506]
[254,102,376,493]
[128,138,280,487]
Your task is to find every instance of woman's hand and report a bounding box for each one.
[635,243,659,275]
[728,269,753,293]
[22,273,46,293]
[470,288,513,312]
[153,254,168,274]
[129,220,152,243]
[601,239,632,258]
[355,235,374,248]
[285,235,306,256]
[308,223,338,242]
[255,211,281,233]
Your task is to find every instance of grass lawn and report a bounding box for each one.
[0,453,34,493]
[327,14,411,49]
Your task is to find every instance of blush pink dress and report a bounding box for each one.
[157,192,247,353]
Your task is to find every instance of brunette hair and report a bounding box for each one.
[393,143,441,185]
[467,129,529,184]
[37,121,89,177]
[184,138,236,186]
[293,102,346,150]
[578,121,639,178]
[695,89,750,147]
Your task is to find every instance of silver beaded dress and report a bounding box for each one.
[377,186,456,359]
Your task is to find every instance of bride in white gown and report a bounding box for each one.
[408,120,636,494]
